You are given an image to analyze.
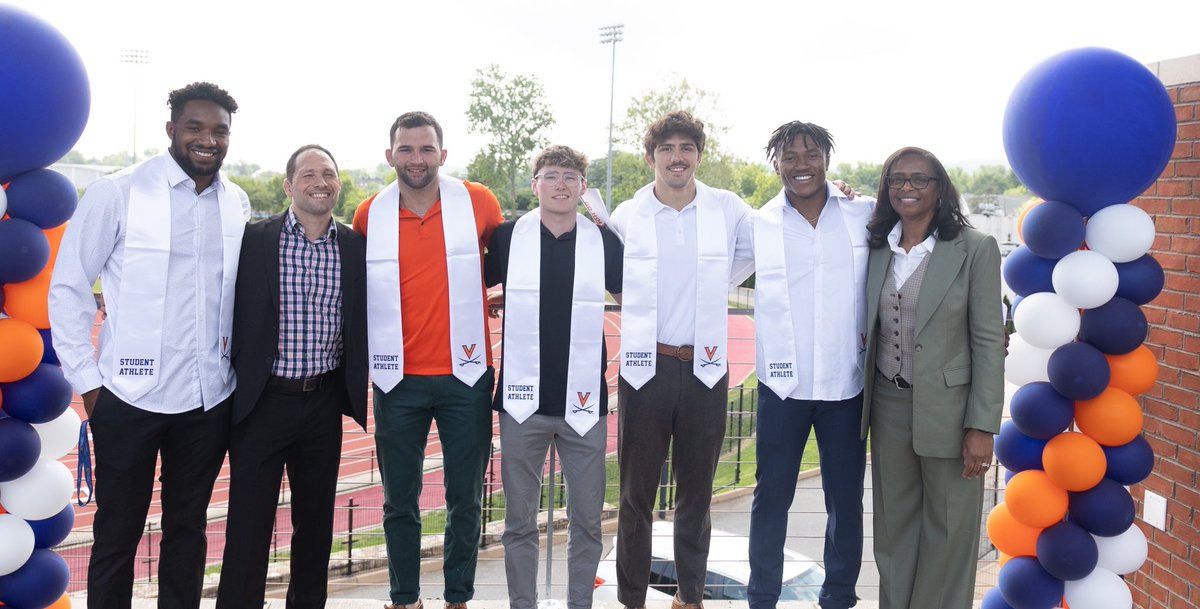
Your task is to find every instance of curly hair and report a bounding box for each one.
[866,147,972,248]
[532,145,588,175]
[643,110,706,157]
[764,121,835,166]
[167,82,238,122]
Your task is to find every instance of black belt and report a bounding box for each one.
[268,370,334,392]
[877,370,912,390]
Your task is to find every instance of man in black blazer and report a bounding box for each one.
[215,144,367,609]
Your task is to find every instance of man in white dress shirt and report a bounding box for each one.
[746,122,873,609]
[50,82,251,609]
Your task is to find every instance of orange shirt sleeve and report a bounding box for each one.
[351,193,376,236]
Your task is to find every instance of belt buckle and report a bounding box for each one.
[892,375,911,390]
[677,345,694,362]
[302,376,322,392]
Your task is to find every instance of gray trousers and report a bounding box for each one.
[616,356,729,606]
[500,412,608,609]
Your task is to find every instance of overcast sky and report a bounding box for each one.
[11,0,1199,173]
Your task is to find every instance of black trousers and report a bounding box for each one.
[86,388,231,609]
[215,378,345,609]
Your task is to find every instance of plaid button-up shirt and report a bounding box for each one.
[272,210,344,379]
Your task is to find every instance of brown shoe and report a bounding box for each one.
[383,601,423,609]
[671,595,703,609]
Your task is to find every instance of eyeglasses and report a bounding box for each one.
[534,172,583,186]
[885,174,938,190]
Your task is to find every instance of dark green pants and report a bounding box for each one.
[373,370,494,605]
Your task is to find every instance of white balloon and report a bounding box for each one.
[0,184,8,217]
[1094,523,1148,575]
[1086,204,1156,264]
[1005,333,1053,385]
[0,513,36,575]
[1052,250,1119,309]
[31,406,81,462]
[1014,292,1081,349]
[1065,567,1132,609]
[0,460,74,520]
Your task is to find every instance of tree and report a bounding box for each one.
[466,64,554,209]
[828,162,883,196]
[617,76,728,154]
[586,151,652,209]
[467,150,533,211]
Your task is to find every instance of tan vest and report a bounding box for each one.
[875,254,932,382]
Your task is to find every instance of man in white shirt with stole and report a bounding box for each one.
[50,82,251,609]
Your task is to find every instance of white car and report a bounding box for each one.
[593,520,825,601]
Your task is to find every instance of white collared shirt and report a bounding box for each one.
[887,222,938,288]
[608,186,754,346]
[49,154,251,414]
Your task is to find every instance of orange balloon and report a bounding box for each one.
[1106,345,1159,396]
[987,502,1041,557]
[1042,432,1107,492]
[1016,198,1044,243]
[1,223,64,329]
[998,551,1013,569]
[1005,469,1069,528]
[45,594,71,609]
[1075,387,1144,446]
[0,317,44,382]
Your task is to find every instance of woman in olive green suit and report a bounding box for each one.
[860,147,1004,609]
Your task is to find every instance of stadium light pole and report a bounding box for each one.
[599,24,623,208]
[120,49,149,164]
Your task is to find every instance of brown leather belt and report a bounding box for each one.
[656,343,694,362]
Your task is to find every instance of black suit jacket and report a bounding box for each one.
[230,212,368,429]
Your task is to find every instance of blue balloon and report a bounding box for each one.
[1114,254,1164,305]
[1102,435,1155,486]
[1021,200,1085,259]
[1079,297,1147,355]
[999,556,1064,609]
[38,328,60,366]
[27,504,76,549]
[0,218,51,284]
[995,421,1049,473]
[1003,47,1176,214]
[3,168,79,229]
[1010,382,1074,439]
[0,416,41,482]
[981,587,1016,609]
[0,6,91,182]
[1069,478,1136,537]
[0,363,73,424]
[1036,520,1099,581]
[1003,246,1057,297]
[1047,342,1110,401]
[0,548,71,608]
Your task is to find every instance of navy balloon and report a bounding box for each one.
[981,587,1016,609]
[998,556,1064,609]
[0,363,73,424]
[1010,381,1074,439]
[1047,342,1110,400]
[0,6,91,182]
[38,328,60,366]
[0,218,51,284]
[3,168,79,229]
[1003,246,1057,297]
[0,416,42,482]
[1036,520,1099,581]
[1021,200,1085,259]
[1079,297,1147,355]
[1003,47,1176,214]
[994,421,1049,473]
[1102,435,1155,485]
[1069,478,1136,537]
[1115,254,1164,305]
[28,504,76,548]
[0,548,71,608]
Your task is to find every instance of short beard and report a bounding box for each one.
[169,140,223,178]
[398,167,437,190]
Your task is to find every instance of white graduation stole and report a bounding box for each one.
[366,175,487,392]
[620,181,729,389]
[110,155,244,402]
[502,210,605,435]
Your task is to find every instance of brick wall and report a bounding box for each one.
[1128,56,1200,609]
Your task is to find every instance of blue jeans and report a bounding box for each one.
[748,387,866,609]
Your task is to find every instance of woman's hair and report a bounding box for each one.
[866,146,972,248]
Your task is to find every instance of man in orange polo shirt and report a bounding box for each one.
[352,111,503,609]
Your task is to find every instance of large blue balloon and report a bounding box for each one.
[1069,478,1136,537]
[1102,434,1155,486]
[1079,297,1147,355]
[38,328,60,366]
[0,218,51,284]
[1036,520,1099,581]
[0,416,41,482]
[999,556,1064,609]
[1003,47,1176,214]
[981,587,1016,609]
[1114,254,1164,305]
[27,504,76,549]
[0,548,71,608]
[994,421,1049,473]
[1003,246,1056,297]
[0,363,73,424]
[0,6,91,182]
[1021,200,1085,259]
[3,168,79,229]
[1047,342,1110,401]
[1010,381,1074,439]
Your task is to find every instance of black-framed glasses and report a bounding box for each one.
[534,172,583,186]
[885,174,938,190]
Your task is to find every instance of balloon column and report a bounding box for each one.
[991,47,1173,609]
[1,6,91,608]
